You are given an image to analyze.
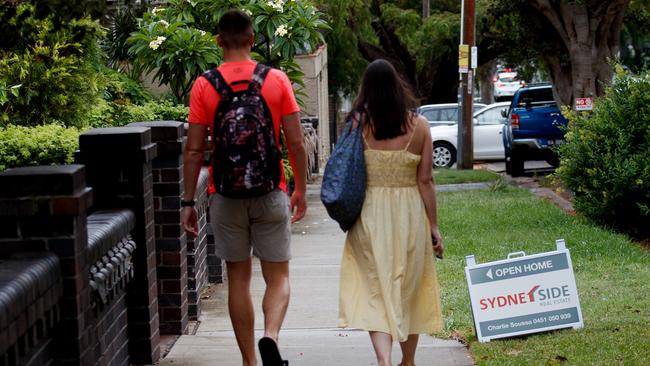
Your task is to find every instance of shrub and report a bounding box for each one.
[128,0,329,104]
[0,124,80,171]
[89,100,189,127]
[100,66,152,105]
[556,67,650,237]
[104,6,140,76]
[0,3,105,128]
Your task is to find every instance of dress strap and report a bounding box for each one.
[404,125,417,151]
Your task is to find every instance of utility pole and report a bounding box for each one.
[423,0,430,18]
[457,0,475,169]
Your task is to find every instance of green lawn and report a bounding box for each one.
[433,168,499,185]
[435,188,650,365]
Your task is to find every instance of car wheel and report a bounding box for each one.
[510,155,525,177]
[433,142,456,168]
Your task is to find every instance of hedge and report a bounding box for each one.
[556,67,650,238]
[0,124,80,171]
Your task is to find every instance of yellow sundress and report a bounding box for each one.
[338,134,443,342]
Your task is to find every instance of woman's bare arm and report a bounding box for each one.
[415,116,443,256]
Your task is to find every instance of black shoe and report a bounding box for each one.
[258,337,288,366]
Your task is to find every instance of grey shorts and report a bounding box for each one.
[209,189,291,263]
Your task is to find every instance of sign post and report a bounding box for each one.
[457,0,475,170]
[465,239,584,343]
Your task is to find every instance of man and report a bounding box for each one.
[181,10,307,366]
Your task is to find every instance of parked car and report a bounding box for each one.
[493,70,525,101]
[417,103,486,127]
[502,84,568,176]
[427,102,510,168]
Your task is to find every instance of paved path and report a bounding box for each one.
[161,184,474,366]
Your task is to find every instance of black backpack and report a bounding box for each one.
[202,63,281,198]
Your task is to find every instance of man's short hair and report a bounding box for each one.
[218,10,254,49]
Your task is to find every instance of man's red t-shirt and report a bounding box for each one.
[188,60,300,193]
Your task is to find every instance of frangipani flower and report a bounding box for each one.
[267,0,284,12]
[274,24,288,37]
[149,36,167,50]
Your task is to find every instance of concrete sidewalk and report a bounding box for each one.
[161,184,474,366]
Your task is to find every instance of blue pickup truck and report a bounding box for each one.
[502,84,568,176]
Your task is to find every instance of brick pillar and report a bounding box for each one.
[77,127,161,364]
[129,121,189,335]
[0,165,94,364]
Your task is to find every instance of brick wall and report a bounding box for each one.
[198,128,225,284]
[129,121,189,335]
[92,290,129,366]
[187,169,210,319]
[0,165,94,365]
[0,122,222,365]
[78,127,161,364]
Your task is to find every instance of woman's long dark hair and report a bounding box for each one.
[352,59,417,140]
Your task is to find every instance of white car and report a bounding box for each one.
[417,103,487,127]
[429,102,510,168]
[493,71,525,101]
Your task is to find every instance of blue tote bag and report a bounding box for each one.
[321,112,366,231]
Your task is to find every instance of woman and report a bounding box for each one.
[338,59,444,366]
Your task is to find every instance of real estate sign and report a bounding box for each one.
[465,239,584,343]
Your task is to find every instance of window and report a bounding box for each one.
[421,109,439,121]
[518,88,555,107]
[473,105,486,113]
[439,108,458,121]
[499,76,518,83]
[476,107,506,125]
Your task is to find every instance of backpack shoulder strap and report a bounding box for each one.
[250,63,272,91]
[202,68,233,99]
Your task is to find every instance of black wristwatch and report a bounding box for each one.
[181,199,196,208]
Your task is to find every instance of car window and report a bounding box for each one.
[473,105,486,113]
[498,72,518,81]
[499,76,518,83]
[421,109,439,121]
[476,107,506,124]
[439,108,458,121]
[517,88,555,107]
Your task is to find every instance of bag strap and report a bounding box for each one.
[250,63,272,91]
[202,68,233,100]
[346,110,369,147]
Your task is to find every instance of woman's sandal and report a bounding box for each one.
[258,337,288,366]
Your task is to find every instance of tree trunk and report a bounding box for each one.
[542,54,573,106]
[529,0,629,106]
[477,59,497,104]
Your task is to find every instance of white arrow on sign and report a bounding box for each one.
[486,268,493,280]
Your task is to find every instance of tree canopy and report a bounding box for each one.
[484,0,631,106]
[318,0,464,104]
[320,0,645,108]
